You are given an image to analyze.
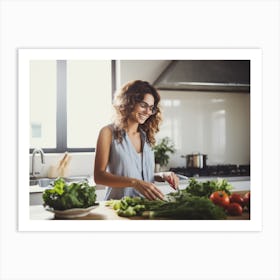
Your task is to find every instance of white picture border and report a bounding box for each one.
[18,48,262,232]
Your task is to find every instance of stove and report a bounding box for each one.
[170,164,250,177]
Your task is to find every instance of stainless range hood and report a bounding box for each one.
[153,60,250,92]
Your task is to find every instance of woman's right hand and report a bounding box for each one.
[132,179,164,200]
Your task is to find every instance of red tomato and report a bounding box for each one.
[209,191,230,209]
[230,193,244,206]
[227,202,243,216]
[243,192,250,210]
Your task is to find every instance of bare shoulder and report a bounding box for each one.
[98,125,113,139]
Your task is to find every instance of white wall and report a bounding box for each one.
[117,60,250,168]
[157,90,250,168]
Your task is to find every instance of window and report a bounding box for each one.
[30,60,115,153]
[30,60,57,149]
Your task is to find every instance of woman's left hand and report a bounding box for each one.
[163,172,179,190]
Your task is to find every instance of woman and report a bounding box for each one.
[94,80,179,200]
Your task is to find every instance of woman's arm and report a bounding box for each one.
[94,126,164,200]
[94,125,130,187]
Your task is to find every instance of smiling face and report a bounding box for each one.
[130,93,155,124]
[112,80,162,145]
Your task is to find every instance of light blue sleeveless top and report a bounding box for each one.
[104,125,155,200]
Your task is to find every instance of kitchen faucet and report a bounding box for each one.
[31,148,45,177]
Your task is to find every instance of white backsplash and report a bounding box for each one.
[156,90,250,169]
[118,60,250,169]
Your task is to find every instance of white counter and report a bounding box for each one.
[154,178,250,195]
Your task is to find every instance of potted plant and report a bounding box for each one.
[153,137,175,172]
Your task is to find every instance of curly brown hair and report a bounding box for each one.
[112,80,162,145]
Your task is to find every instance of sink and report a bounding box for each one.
[29,177,55,188]
[29,176,89,188]
[64,176,89,183]
[30,179,39,186]
[38,178,55,188]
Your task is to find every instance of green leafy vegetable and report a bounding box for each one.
[144,196,226,220]
[106,196,146,217]
[106,178,235,219]
[185,178,233,197]
[43,178,97,210]
[106,192,226,220]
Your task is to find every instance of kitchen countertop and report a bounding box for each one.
[29,171,251,220]
[194,176,250,182]
[30,176,250,207]
[30,202,126,220]
[30,200,250,220]
[30,176,250,194]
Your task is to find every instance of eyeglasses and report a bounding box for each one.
[138,101,158,115]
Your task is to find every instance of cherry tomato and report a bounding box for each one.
[209,191,230,209]
[227,202,243,216]
[230,193,244,206]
